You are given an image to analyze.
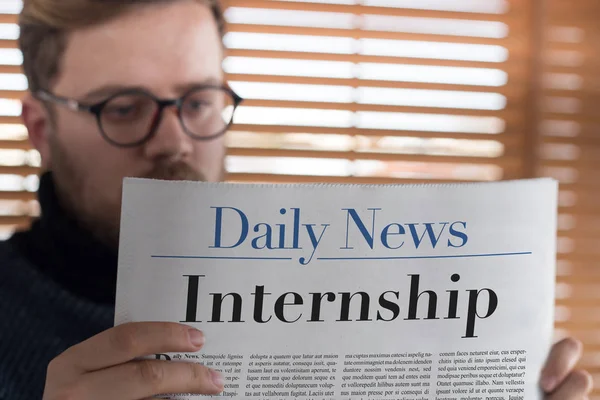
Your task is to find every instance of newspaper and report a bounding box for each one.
[115,178,558,400]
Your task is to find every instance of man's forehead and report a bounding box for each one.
[55,1,223,97]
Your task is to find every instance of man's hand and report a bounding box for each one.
[541,337,593,399]
[43,322,224,400]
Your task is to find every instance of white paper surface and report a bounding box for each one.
[115,178,558,400]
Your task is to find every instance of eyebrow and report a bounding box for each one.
[80,77,224,102]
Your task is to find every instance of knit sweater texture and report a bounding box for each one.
[0,172,117,399]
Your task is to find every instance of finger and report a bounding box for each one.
[547,370,593,400]
[76,360,225,400]
[541,337,583,392]
[58,322,205,372]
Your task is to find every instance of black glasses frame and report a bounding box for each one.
[35,85,244,148]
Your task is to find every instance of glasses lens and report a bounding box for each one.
[181,88,235,139]
[100,93,158,145]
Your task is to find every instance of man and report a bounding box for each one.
[0,0,592,399]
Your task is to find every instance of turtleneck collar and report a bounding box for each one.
[9,171,118,305]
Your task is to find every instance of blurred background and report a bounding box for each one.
[0,0,599,395]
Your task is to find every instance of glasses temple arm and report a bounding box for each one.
[35,90,92,112]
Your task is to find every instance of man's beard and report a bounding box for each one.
[48,136,224,251]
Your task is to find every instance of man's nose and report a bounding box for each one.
[143,106,193,161]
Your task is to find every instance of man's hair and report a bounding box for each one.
[18,0,226,94]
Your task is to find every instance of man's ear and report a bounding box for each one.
[21,93,52,170]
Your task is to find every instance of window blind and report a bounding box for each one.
[221,0,532,187]
[538,0,600,391]
[0,0,36,241]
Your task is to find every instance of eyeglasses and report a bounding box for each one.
[35,85,244,148]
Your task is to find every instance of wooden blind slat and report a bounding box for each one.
[224,49,527,70]
[0,216,30,227]
[0,65,22,74]
[226,74,526,97]
[0,191,36,201]
[240,98,522,120]
[0,39,18,50]
[0,140,30,150]
[0,14,17,24]
[227,147,520,167]
[543,137,600,147]
[0,116,24,124]
[555,253,600,263]
[543,88,600,98]
[543,113,600,123]
[557,233,600,242]
[556,322,600,331]
[0,90,24,100]
[0,166,38,175]
[230,124,521,144]
[226,23,526,49]
[545,65,600,75]
[559,209,600,218]
[559,276,600,284]
[223,0,519,23]
[557,300,600,308]
[543,159,600,169]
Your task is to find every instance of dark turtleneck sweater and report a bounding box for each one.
[0,172,116,399]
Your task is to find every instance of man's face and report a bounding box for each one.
[35,1,226,248]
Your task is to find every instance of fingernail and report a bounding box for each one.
[542,376,556,392]
[188,329,205,348]
[211,369,225,388]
